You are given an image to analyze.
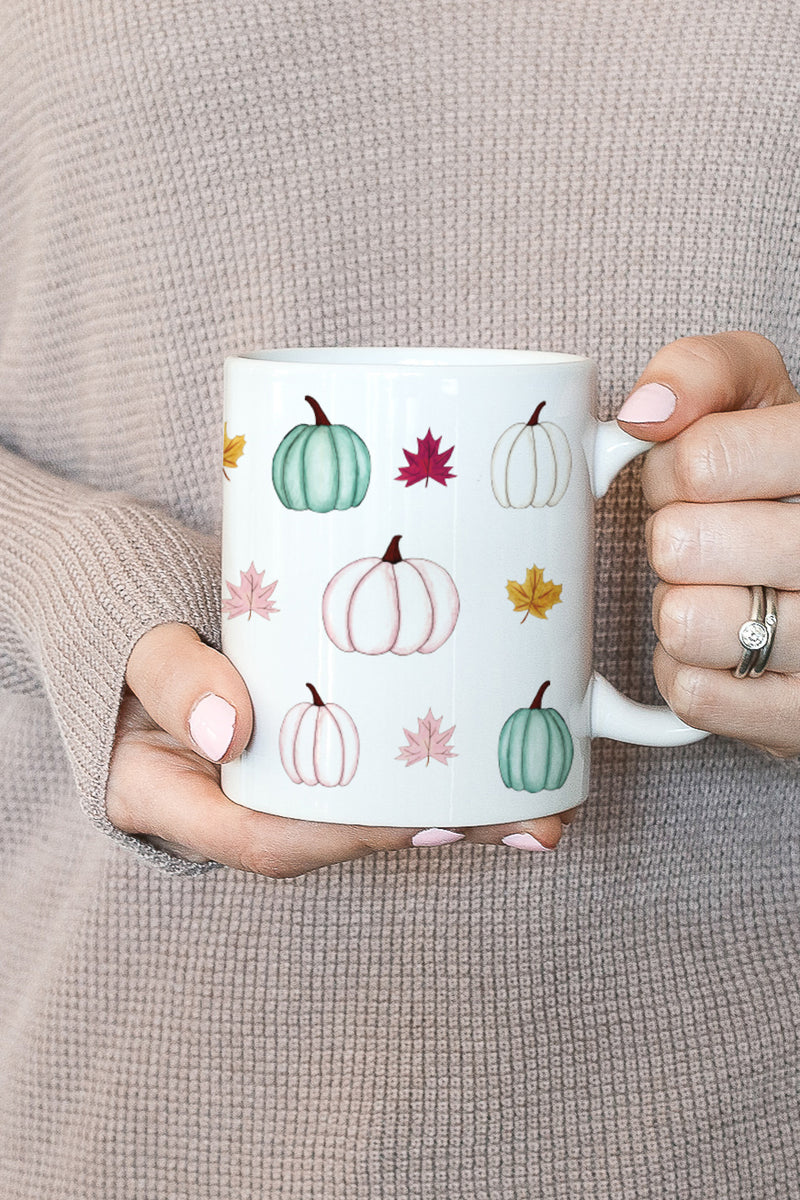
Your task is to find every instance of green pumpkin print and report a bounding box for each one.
[272,395,371,512]
[498,681,574,792]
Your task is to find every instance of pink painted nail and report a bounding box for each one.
[501,832,554,852]
[412,828,465,847]
[189,693,236,761]
[617,382,677,423]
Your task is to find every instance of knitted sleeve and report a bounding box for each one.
[0,445,223,874]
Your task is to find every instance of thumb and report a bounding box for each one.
[615,331,797,443]
[125,622,253,762]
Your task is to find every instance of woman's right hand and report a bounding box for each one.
[107,622,570,876]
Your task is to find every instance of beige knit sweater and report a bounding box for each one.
[1,1,798,1196]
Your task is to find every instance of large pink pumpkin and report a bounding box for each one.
[279,684,360,787]
[323,534,460,656]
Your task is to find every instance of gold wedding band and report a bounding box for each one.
[734,586,778,679]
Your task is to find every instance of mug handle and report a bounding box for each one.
[588,421,709,747]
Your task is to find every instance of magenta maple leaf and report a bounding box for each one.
[222,562,279,621]
[395,429,456,488]
[396,709,457,767]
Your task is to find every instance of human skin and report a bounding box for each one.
[620,331,800,760]
[106,331,799,874]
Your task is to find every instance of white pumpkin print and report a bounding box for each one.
[322,534,460,655]
[491,401,572,508]
[279,683,360,786]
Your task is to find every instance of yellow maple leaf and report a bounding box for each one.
[223,423,246,479]
[506,565,563,622]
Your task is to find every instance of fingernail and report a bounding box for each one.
[617,382,677,423]
[501,832,554,852]
[412,828,465,847]
[189,693,236,761]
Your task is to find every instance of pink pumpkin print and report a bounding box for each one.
[279,683,359,787]
[322,534,460,656]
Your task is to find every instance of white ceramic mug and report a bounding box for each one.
[221,348,707,827]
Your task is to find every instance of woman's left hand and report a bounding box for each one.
[617,331,800,759]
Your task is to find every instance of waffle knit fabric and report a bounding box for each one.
[1,1,798,1196]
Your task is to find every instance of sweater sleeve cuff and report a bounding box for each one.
[1,450,224,874]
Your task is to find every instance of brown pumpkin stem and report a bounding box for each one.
[382,534,404,563]
[527,401,547,427]
[530,681,551,709]
[306,682,325,707]
[305,395,331,426]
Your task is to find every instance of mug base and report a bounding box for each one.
[222,785,579,828]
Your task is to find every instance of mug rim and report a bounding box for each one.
[231,346,591,367]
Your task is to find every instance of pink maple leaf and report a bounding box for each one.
[395,429,456,488]
[396,709,457,767]
[223,562,279,621]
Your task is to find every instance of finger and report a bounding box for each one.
[463,812,572,851]
[108,699,417,877]
[640,404,800,509]
[653,644,800,759]
[125,622,253,763]
[616,331,797,443]
[646,500,800,589]
[653,582,800,674]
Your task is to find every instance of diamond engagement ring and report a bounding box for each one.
[734,586,778,679]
